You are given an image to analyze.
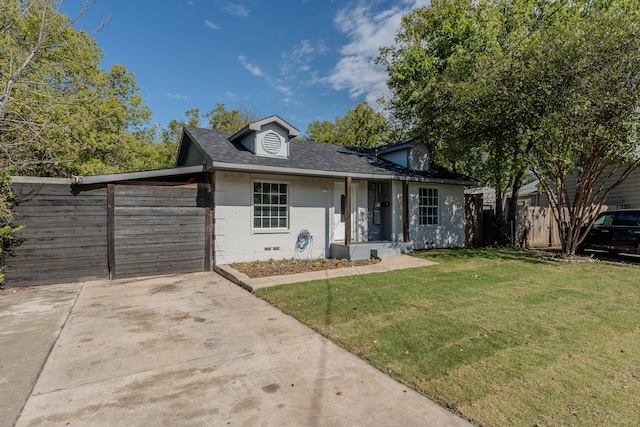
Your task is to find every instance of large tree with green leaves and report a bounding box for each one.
[204,103,262,133]
[379,0,640,254]
[306,102,391,148]
[0,0,167,282]
[519,0,640,255]
[378,0,543,241]
[0,0,160,177]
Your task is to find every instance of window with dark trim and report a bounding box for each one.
[419,188,439,225]
[253,182,288,229]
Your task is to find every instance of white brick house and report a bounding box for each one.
[176,116,477,264]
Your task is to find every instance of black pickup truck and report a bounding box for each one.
[578,210,640,255]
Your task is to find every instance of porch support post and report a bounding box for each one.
[402,180,410,242]
[107,183,116,280]
[344,176,352,245]
[204,172,214,271]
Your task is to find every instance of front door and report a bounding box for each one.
[333,182,345,242]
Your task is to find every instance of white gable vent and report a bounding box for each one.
[261,132,282,155]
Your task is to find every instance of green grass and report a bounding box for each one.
[255,249,640,426]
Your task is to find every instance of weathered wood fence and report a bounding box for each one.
[6,176,212,286]
[514,206,562,248]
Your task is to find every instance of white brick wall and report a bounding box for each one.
[213,171,467,264]
[213,171,333,264]
[408,183,465,248]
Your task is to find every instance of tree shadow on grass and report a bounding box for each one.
[413,247,547,265]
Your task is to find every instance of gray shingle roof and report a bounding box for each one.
[181,126,477,185]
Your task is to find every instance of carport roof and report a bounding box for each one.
[178,126,478,186]
[72,165,206,185]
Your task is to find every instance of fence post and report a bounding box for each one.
[107,184,115,280]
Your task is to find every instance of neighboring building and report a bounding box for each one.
[464,186,497,212]
[176,116,477,264]
[511,170,640,211]
[564,166,640,210]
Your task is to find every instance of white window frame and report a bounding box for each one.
[252,180,290,233]
[418,187,439,226]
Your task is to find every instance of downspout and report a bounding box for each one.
[345,176,352,246]
[402,180,410,242]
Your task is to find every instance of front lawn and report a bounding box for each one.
[255,249,640,426]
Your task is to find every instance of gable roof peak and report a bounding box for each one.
[376,137,424,155]
[229,115,300,142]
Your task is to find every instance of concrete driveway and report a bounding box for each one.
[3,272,469,426]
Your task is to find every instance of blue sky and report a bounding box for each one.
[70,0,429,135]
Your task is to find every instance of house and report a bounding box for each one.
[175,115,477,264]
[5,115,478,286]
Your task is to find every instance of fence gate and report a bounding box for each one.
[110,183,209,279]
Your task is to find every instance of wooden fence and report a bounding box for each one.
[7,180,108,285]
[514,206,562,248]
[6,178,212,286]
[465,194,483,246]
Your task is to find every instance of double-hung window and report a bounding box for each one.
[419,188,439,225]
[253,182,288,230]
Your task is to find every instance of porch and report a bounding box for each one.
[330,241,415,261]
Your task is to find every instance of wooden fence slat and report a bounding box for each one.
[114,206,204,216]
[12,227,107,239]
[114,253,203,264]
[114,234,205,246]
[115,261,205,278]
[14,206,107,215]
[115,243,204,257]
[114,227,203,238]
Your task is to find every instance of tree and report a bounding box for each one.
[160,108,202,144]
[204,103,262,133]
[379,0,640,254]
[0,1,164,282]
[518,0,640,255]
[0,1,160,177]
[305,120,338,145]
[378,0,542,242]
[305,102,391,147]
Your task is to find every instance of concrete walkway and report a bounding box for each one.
[0,283,83,427]
[217,253,437,291]
[3,260,470,426]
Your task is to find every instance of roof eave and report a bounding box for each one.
[210,161,475,185]
[78,165,206,185]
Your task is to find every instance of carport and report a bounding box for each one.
[6,166,214,286]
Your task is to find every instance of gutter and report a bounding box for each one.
[210,161,478,186]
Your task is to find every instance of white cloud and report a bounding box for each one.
[225,4,250,17]
[166,93,190,100]
[281,40,328,81]
[225,91,249,101]
[238,56,296,103]
[327,0,429,105]
[273,83,294,97]
[238,55,265,77]
[281,40,314,79]
[289,40,314,62]
[204,19,220,30]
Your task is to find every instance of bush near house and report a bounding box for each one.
[0,173,23,285]
[257,249,640,426]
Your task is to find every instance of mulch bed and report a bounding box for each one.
[231,257,380,279]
